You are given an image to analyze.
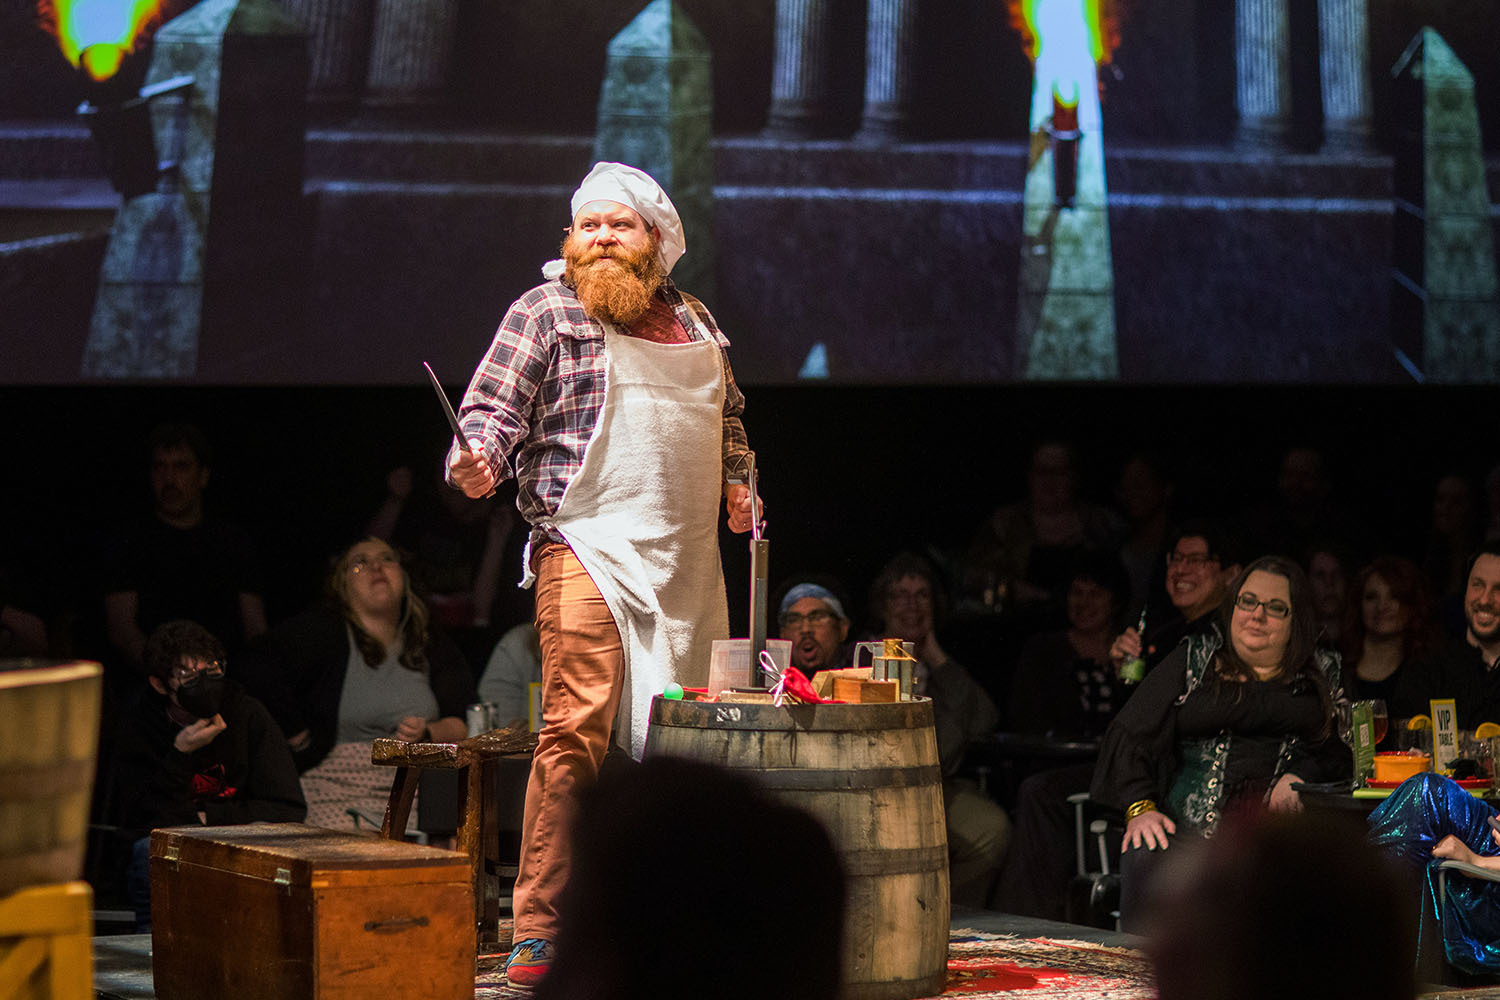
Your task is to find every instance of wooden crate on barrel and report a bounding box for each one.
[151,823,474,1000]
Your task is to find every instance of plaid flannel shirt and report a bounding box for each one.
[452,278,750,547]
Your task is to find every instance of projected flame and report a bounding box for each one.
[1010,0,1119,66]
[37,0,172,81]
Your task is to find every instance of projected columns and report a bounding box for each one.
[766,0,836,138]
[1318,0,1372,150]
[1014,2,1118,380]
[855,0,917,143]
[1234,0,1291,149]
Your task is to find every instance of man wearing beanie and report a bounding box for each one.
[776,580,854,677]
[447,163,760,985]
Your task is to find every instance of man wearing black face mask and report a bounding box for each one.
[114,619,305,930]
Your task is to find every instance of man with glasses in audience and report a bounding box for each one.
[1110,519,1245,681]
[114,619,305,931]
[776,579,854,678]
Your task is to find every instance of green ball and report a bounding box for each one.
[663,682,684,700]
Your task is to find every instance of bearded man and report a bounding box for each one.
[447,163,759,986]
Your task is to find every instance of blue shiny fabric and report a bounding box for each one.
[1369,773,1500,974]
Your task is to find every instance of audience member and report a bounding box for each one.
[0,583,47,656]
[775,576,855,677]
[1008,551,1132,739]
[1113,453,1175,618]
[1242,445,1350,558]
[868,550,1009,907]
[961,440,1124,622]
[366,458,525,630]
[1423,473,1481,635]
[237,537,475,833]
[115,620,305,930]
[1369,771,1500,977]
[995,552,1131,922]
[1398,541,1500,729]
[1090,555,1350,932]
[1107,519,1244,680]
[1340,555,1442,725]
[1151,812,1414,1000]
[534,756,844,1000]
[102,423,267,670]
[478,619,542,729]
[1305,542,1353,648]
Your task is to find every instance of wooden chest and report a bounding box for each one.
[150,823,474,1000]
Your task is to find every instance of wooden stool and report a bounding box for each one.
[371,725,537,949]
[0,881,92,1000]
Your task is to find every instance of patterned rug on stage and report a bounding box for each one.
[475,924,1155,998]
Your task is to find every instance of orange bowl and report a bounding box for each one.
[1372,752,1431,783]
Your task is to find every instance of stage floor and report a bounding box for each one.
[91,907,1500,999]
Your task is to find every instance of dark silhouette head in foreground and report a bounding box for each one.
[1148,811,1415,1000]
[536,755,846,1000]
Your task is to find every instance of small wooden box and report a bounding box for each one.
[151,823,474,1000]
[833,677,899,703]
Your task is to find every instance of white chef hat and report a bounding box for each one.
[570,162,686,275]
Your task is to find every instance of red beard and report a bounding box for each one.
[563,235,664,325]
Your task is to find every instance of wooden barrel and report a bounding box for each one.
[0,660,102,897]
[644,697,949,1000]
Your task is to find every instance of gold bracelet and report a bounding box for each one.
[1126,799,1157,820]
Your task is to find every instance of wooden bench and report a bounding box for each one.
[371,724,538,949]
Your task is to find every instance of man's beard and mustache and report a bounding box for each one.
[563,233,665,326]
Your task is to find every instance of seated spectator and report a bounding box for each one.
[1090,555,1350,932]
[1341,555,1442,725]
[1009,551,1132,739]
[1398,541,1500,729]
[115,620,305,930]
[0,594,46,657]
[774,576,855,678]
[535,756,844,1000]
[868,550,1009,907]
[1108,519,1244,680]
[366,458,524,629]
[994,552,1130,922]
[238,537,475,833]
[102,422,267,670]
[961,440,1124,623]
[1113,452,1175,620]
[1423,473,1481,637]
[1305,542,1352,649]
[478,619,542,730]
[1152,811,1414,1000]
[1369,772,1500,977]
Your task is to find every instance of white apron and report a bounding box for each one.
[532,322,730,759]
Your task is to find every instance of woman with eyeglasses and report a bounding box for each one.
[239,537,476,834]
[1090,555,1349,932]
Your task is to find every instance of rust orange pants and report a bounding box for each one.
[511,542,625,943]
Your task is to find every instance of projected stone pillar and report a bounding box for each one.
[1015,3,1118,380]
[363,0,458,107]
[1317,0,1372,150]
[854,0,917,144]
[1234,0,1292,150]
[765,0,836,138]
[82,0,307,378]
[1389,29,1500,384]
[594,0,716,300]
[280,0,371,105]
